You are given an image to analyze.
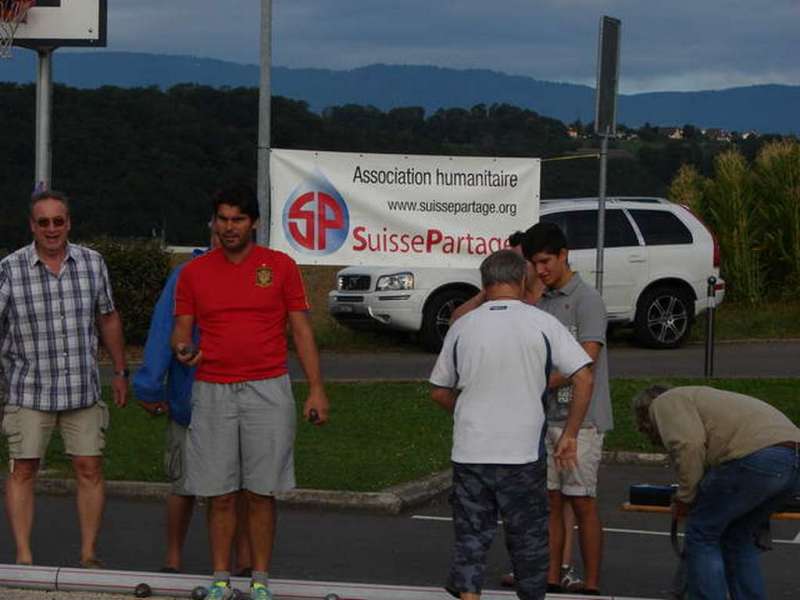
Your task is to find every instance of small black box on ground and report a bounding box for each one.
[780,494,800,513]
[629,484,677,507]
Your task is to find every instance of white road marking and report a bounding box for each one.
[411,515,455,523]
[411,515,800,545]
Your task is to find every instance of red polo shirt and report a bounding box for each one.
[174,245,309,383]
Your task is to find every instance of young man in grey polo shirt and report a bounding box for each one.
[522,222,612,596]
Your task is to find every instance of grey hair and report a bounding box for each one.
[30,190,70,215]
[632,384,672,444]
[480,249,526,288]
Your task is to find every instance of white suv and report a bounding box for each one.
[328,197,725,351]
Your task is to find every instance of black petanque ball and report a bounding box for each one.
[134,582,152,598]
[191,586,208,600]
[324,594,341,600]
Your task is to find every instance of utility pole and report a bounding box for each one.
[257,0,272,246]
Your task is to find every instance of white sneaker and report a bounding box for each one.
[560,565,584,591]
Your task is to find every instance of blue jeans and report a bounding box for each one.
[685,445,800,600]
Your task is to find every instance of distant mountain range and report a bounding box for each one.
[1,51,798,133]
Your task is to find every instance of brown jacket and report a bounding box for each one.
[649,386,800,503]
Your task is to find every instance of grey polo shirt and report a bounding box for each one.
[537,272,613,432]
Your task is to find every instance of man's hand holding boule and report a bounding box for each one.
[138,400,168,417]
[174,342,202,367]
[304,385,329,425]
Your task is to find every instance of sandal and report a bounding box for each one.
[79,557,105,569]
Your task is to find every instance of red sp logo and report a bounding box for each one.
[284,190,350,254]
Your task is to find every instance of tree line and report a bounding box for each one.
[0,82,786,250]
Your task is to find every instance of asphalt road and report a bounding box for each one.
[1,464,798,599]
[110,340,799,384]
[284,340,800,381]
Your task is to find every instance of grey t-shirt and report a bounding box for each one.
[537,272,613,432]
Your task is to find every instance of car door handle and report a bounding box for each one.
[628,255,646,263]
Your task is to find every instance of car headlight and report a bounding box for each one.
[376,272,414,291]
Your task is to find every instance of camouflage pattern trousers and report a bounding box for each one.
[447,460,549,600]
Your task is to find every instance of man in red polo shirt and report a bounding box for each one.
[172,183,328,600]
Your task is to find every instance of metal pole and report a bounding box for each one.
[595,131,609,293]
[35,48,54,190]
[704,276,717,377]
[256,0,272,246]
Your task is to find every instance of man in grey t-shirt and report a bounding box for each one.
[523,222,613,596]
[431,250,594,600]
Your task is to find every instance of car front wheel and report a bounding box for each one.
[634,286,693,349]
[420,289,473,352]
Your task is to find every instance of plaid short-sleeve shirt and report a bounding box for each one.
[0,242,116,411]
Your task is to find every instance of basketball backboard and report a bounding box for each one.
[13,0,106,48]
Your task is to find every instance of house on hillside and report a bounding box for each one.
[702,128,733,142]
[617,131,638,141]
[656,127,684,140]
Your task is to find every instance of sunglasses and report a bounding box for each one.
[35,217,67,228]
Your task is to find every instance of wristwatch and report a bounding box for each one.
[113,368,130,379]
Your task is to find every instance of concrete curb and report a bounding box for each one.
[23,455,668,514]
[26,469,455,516]
[684,337,800,345]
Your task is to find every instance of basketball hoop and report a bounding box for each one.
[0,0,35,59]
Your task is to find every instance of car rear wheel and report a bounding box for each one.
[420,289,473,352]
[634,286,693,349]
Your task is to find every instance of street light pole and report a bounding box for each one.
[35,47,54,190]
[257,0,272,246]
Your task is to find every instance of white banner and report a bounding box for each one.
[269,149,540,267]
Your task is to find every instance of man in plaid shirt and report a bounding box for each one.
[0,190,128,568]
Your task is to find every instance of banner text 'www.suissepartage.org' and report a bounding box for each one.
[384,198,517,218]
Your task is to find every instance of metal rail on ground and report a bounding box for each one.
[0,564,662,599]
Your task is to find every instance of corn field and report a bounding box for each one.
[668,139,800,304]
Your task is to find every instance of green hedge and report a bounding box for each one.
[81,237,172,345]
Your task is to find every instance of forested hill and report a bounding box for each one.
[1,83,678,249]
[1,52,798,133]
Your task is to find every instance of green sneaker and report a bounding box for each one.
[249,582,274,600]
[206,580,235,600]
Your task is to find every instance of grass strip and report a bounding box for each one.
[1,378,798,491]
[688,301,800,342]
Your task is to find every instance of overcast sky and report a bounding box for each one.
[109,0,798,94]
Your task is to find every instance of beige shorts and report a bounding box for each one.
[1,402,109,460]
[545,425,604,497]
[164,420,191,496]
